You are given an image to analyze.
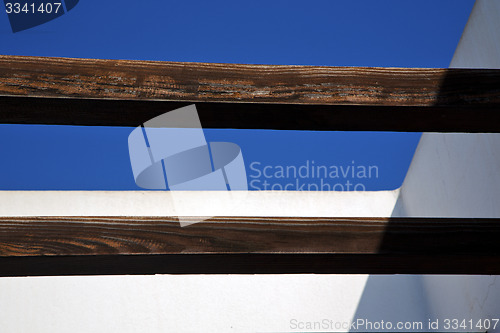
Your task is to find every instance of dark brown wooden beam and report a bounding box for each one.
[1,55,500,131]
[1,216,499,275]
[1,56,499,276]
[2,55,500,106]
[2,254,500,276]
[1,96,500,132]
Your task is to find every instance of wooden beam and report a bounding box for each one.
[1,216,499,275]
[1,56,499,275]
[1,55,500,131]
[2,255,500,276]
[2,96,499,132]
[1,55,499,106]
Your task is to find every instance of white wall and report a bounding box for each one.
[421,276,500,332]
[0,190,399,218]
[391,0,500,331]
[450,0,500,68]
[350,275,500,332]
[392,133,500,217]
[0,275,370,333]
[393,0,500,218]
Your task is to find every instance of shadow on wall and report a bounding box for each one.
[349,275,500,333]
[370,68,500,267]
[348,275,432,332]
[351,20,500,331]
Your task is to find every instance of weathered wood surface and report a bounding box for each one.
[1,55,500,106]
[1,55,500,131]
[0,56,500,106]
[1,216,499,275]
[1,56,500,275]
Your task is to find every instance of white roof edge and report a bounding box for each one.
[0,189,400,218]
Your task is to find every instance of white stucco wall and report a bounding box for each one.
[0,275,370,333]
[392,0,500,331]
[0,192,399,332]
[450,0,500,68]
[393,0,500,219]
[421,275,500,332]
[0,190,399,218]
[391,133,500,218]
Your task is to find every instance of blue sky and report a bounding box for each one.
[0,0,475,191]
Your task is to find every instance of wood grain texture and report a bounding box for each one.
[1,55,500,131]
[1,55,500,106]
[1,56,500,275]
[0,216,499,275]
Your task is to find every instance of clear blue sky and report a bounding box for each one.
[0,0,475,191]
